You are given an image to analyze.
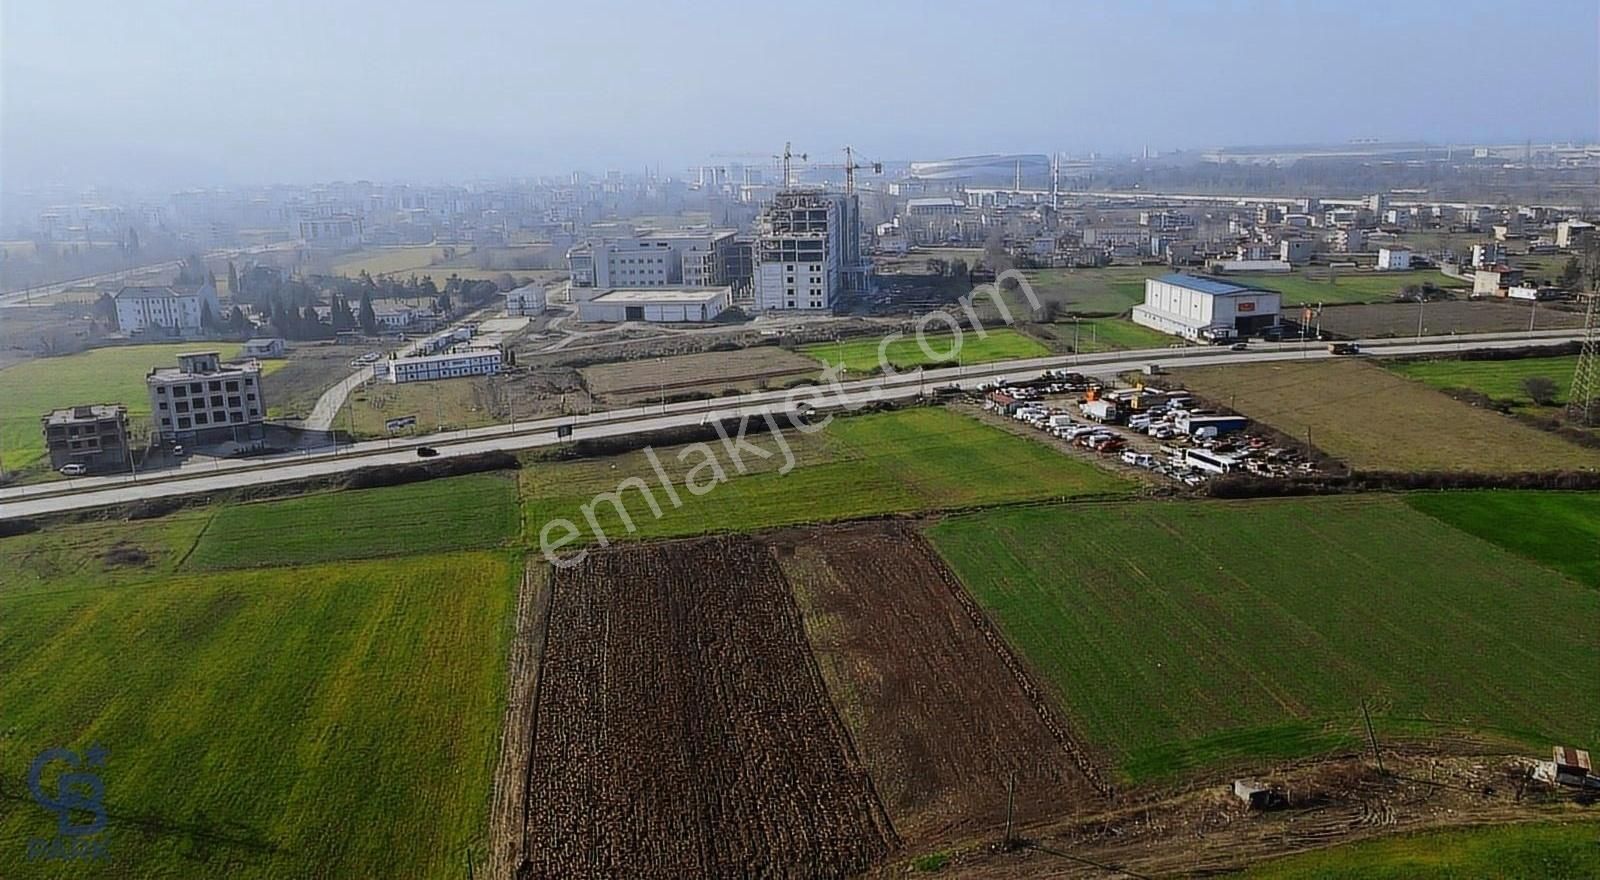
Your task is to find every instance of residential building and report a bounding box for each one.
[1132,274,1281,341]
[1139,211,1195,230]
[242,337,287,359]
[1470,242,1504,268]
[1279,238,1316,265]
[753,189,861,312]
[1473,267,1525,296]
[1327,227,1365,253]
[504,283,547,316]
[574,287,731,323]
[113,281,222,336]
[146,351,266,445]
[1557,220,1595,248]
[41,404,130,473]
[298,213,364,248]
[1376,247,1412,271]
[904,197,963,216]
[384,348,502,383]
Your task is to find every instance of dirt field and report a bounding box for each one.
[1174,359,1600,472]
[509,537,895,878]
[774,522,1108,846]
[1312,298,1586,338]
[579,346,820,402]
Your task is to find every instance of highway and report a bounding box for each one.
[0,328,1583,520]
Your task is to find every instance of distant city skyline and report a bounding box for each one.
[4,0,1597,189]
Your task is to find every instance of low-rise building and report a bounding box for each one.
[1557,220,1595,248]
[1132,274,1281,341]
[1376,247,1412,271]
[1473,267,1525,296]
[1279,238,1316,265]
[1470,242,1504,268]
[384,347,502,383]
[114,282,222,336]
[504,283,546,316]
[242,337,287,359]
[574,286,731,323]
[146,351,266,445]
[41,404,130,473]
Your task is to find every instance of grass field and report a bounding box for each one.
[926,496,1600,783]
[801,328,1049,374]
[1176,359,1600,472]
[341,377,506,437]
[0,549,518,879]
[0,343,279,473]
[1038,317,1180,353]
[1248,269,1466,306]
[185,473,520,569]
[521,407,1131,546]
[581,347,821,402]
[1407,491,1600,587]
[1388,355,1578,407]
[1242,820,1600,879]
[0,510,212,594]
[330,246,465,278]
[1016,266,1168,315]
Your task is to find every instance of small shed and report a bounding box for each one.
[1554,747,1592,784]
[1232,778,1287,810]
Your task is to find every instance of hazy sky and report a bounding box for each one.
[4,0,1597,187]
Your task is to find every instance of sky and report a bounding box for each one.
[3,0,1598,188]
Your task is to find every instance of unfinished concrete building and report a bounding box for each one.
[753,189,863,312]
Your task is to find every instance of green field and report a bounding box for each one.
[1016,266,1168,316]
[521,407,1131,548]
[185,473,520,569]
[1242,820,1600,879]
[1407,491,1600,587]
[0,549,518,879]
[330,246,465,278]
[926,496,1600,783]
[1389,355,1578,406]
[0,343,280,473]
[801,328,1049,374]
[1041,317,1180,353]
[0,510,212,594]
[1249,270,1467,306]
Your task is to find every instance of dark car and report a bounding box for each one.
[1229,342,1249,351]
[415,446,440,458]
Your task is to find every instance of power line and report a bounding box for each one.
[1567,293,1599,427]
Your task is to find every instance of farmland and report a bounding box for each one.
[580,346,821,402]
[1175,359,1600,472]
[1313,299,1585,338]
[0,549,519,879]
[800,327,1049,373]
[185,472,521,569]
[1407,490,1600,587]
[1033,317,1179,352]
[926,496,1600,783]
[329,246,464,278]
[1014,266,1168,316]
[1388,354,1578,408]
[520,407,1132,545]
[1248,269,1466,306]
[777,521,1104,844]
[510,537,894,877]
[1242,820,1600,879]
[0,342,275,473]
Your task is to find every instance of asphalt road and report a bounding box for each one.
[0,328,1583,520]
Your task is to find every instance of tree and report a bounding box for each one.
[436,294,452,313]
[358,291,378,336]
[227,260,240,296]
[175,254,208,286]
[1559,256,1583,289]
[949,258,969,279]
[91,292,118,327]
[200,301,218,332]
[1523,376,1559,406]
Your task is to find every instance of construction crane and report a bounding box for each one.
[840,146,882,194]
[776,142,807,188]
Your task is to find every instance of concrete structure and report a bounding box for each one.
[1327,227,1365,253]
[1279,238,1316,265]
[384,348,502,383]
[504,283,547,316]
[753,189,862,312]
[41,404,130,473]
[1132,274,1282,341]
[146,351,265,445]
[1471,242,1504,269]
[298,213,364,248]
[1376,247,1413,271]
[1508,285,1564,301]
[113,282,222,336]
[905,197,963,216]
[242,337,287,359]
[1473,267,1525,296]
[566,229,745,291]
[574,287,731,323]
[1557,220,1595,248]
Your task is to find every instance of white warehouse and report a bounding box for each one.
[1132,274,1281,341]
[574,287,731,323]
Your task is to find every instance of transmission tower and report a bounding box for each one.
[1569,293,1600,427]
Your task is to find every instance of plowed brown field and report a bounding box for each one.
[773,522,1108,846]
[512,536,895,879]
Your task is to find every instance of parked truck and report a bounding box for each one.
[1079,399,1119,423]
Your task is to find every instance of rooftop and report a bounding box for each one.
[590,287,731,304]
[44,404,126,425]
[1155,274,1275,296]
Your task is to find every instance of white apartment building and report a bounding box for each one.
[1376,246,1413,271]
[147,351,266,444]
[114,282,222,336]
[753,190,862,312]
[385,348,502,383]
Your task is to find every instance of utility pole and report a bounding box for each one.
[1415,294,1426,341]
[1361,699,1386,776]
[1003,771,1017,849]
[1567,293,1599,427]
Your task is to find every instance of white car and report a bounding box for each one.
[58,463,86,476]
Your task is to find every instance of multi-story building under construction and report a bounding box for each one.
[753,189,864,312]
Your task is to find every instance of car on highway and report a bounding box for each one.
[58,463,86,476]
[1230,342,1249,351]
[415,446,439,458]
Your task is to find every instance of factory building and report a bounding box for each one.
[565,230,745,291]
[573,287,731,323]
[1132,274,1281,342]
[753,189,863,312]
[504,283,546,316]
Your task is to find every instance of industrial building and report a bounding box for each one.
[41,404,130,473]
[504,283,546,316]
[114,281,223,336]
[146,351,266,445]
[753,189,863,312]
[574,287,731,323]
[383,347,502,383]
[1132,274,1282,341]
[566,230,748,293]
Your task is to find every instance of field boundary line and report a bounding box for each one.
[171,509,217,571]
[486,561,551,880]
[913,527,1115,797]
